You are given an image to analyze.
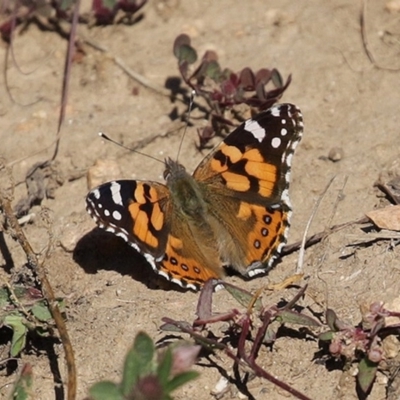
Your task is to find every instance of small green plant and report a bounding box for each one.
[88,331,200,400]
[0,0,148,41]
[0,285,65,357]
[319,302,400,395]
[8,363,33,400]
[173,34,291,148]
[161,280,320,400]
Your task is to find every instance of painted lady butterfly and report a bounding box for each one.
[86,103,303,291]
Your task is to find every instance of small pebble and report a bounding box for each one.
[328,147,344,162]
[386,0,400,13]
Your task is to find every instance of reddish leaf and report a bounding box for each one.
[220,79,236,97]
[173,34,191,58]
[118,0,147,13]
[255,68,272,85]
[92,0,117,24]
[202,50,218,62]
[196,279,214,321]
[239,67,255,91]
[0,18,16,42]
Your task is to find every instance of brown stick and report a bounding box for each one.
[360,0,400,71]
[0,196,77,400]
[282,216,370,256]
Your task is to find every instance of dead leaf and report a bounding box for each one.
[366,205,400,231]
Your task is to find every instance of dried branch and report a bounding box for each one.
[0,195,77,400]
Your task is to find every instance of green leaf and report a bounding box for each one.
[121,331,155,396]
[357,357,378,394]
[276,310,320,327]
[176,44,197,65]
[326,309,338,331]
[31,301,52,322]
[10,364,33,400]
[31,299,64,322]
[101,0,117,11]
[271,68,283,87]
[0,287,12,308]
[4,315,28,356]
[223,283,262,312]
[133,332,155,364]
[204,60,222,81]
[318,331,334,342]
[58,0,75,11]
[0,286,28,309]
[165,371,199,393]
[160,320,192,333]
[173,34,191,58]
[263,324,277,344]
[157,348,173,386]
[89,381,123,400]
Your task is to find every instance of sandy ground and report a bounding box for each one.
[1,1,400,399]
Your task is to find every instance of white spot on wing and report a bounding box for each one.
[271,137,281,148]
[128,241,140,253]
[158,269,169,280]
[244,119,265,142]
[144,252,157,269]
[271,106,281,117]
[110,181,123,205]
[93,189,100,199]
[112,210,122,221]
[285,152,293,167]
[116,232,128,241]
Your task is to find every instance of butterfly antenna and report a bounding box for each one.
[176,90,196,162]
[98,132,164,165]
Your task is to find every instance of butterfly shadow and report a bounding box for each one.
[73,228,188,292]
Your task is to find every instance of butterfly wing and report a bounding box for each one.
[86,180,171,259]
[156,218,223,290]
[193,103,303,276]
[86,179,220,290]
[86,104,303,289]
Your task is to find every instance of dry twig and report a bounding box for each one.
[360,0,400,71]
[0,195,77,400]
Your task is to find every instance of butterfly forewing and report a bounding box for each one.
[86,180,171,257]
[193,103,303,276]
[193,103,303,205]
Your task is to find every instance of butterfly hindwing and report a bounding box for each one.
[157,233,222,290]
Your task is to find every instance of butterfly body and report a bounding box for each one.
[86,104,304,290]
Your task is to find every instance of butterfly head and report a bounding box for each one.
[163,157,187,182]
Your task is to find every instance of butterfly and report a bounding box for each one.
[86,103,303,291]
